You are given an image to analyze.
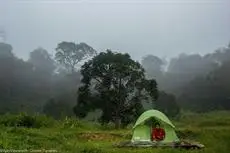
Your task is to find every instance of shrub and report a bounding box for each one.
[0,113,20,127]
[61,117,83,128]
[33,114,56,128]
[17,113,36,127]
[0,113,55,128]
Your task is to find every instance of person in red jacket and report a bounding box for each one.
[151,122,165,141]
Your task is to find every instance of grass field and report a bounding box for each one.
[0,111,230,153]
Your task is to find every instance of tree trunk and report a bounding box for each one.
[115,76,122,129]
[115,117,121,129]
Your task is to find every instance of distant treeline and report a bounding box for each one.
[0,41,229,123]
[142,42,230,112]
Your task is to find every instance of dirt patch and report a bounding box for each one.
[77,132,125,141]
[176,129,199,139]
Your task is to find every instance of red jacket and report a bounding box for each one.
[152,128,165,141]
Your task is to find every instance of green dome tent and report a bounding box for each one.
[131,109,179,143]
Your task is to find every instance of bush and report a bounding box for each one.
[0,113,55,128]
[33,114,56,128]
[61,117,84,128]
[17,113,36,127]
[0,113,19,127]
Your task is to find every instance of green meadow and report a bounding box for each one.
[0,111,230,153]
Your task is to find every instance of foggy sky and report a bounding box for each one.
[0,0,230,61]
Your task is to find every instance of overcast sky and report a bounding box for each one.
[0,0,230,61]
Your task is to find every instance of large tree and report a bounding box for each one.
[0,43,45,113]
[141,55,166,90]
[55,42,96,73]
[0,43,15,107]
[73,50,158,128]
[0,43,14,58]
[142,55,165,73]
[28,47,56,75]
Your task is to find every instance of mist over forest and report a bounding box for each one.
[0,0,230,127]
[0,41,230,123]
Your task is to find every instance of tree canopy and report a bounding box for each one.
[55,42,97,73]
[28,47,56,75]
[74,50,158,128]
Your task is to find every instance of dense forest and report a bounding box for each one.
[0,41,229,127]
[142,42,230,112]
